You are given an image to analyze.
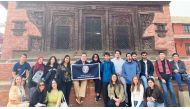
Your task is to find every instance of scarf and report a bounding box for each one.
[157,59,171,74]
[33,57,45,74]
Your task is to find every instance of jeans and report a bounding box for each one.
[61,81,72,105]
[28,87,36,101]
[159,79,177,107]
[174,73,190,96]
[141,76,155,90]
[147,101,164,107]
[94,79,102,94]
[133,101,144,107]
[107,99,126,107]
[102,82,109,107]
[141,76,148,89]
[119,76,128,102]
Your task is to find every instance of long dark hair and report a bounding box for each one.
[48,79,60,92]
[109,73,121,88]
[37,80,46,93]
[91,54,101,63]
[131,76,141,92]
[147,78,160,89]
[46,56,58,68]
[61,55,71,68]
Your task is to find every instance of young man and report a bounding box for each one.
[111,50,127,102]
[155,51,177,107]
[170,53,190,96]
[122,53,140,107]
[131,52,141,72]
[139,52,154,89]
[73,53,89,104]
[101,52,115,107]
[12,54,31,87]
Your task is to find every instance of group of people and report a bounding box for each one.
[7,50,190,107]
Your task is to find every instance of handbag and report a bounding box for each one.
[32,70,44,83]
[60,96,68,107]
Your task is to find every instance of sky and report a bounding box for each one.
[0,0,190,33]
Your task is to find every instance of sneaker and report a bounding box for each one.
[95,96,100,102]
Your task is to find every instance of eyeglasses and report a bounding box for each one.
[142,55,147,56]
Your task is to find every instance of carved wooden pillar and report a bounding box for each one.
[105,8,109,51]
[78,8,82,51]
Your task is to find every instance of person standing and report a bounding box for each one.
[111,50,127,102]
[12,54,31,88]
[45,56,59,91]
[122,53,140,107]
[57,55,72,105]
[90,54,102,102]
[73,53,89,104]
[170,53,190,96]
[145,78,164,107]
[101,52,115,107]
[155,51,177,107]
[139,52,154,89]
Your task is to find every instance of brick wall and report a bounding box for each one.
[1,1,41,60]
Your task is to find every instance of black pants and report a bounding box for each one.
[94,79,102,94]
[107,99,126,107]
[102,82,109,107]
[61,81,72,105]
[126,84,131,107]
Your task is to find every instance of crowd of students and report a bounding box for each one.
[7,50,190,107]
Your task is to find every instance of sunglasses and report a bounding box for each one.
[39,84,45,86]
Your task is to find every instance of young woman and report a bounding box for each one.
[90,54,102,102]
[144,78,164,107]
[107,74,126,107]
[29,80,47,107]
[47,79,63,107]
[131,76,144,107]
[28,57,46,101]
[57,55,72,105]
[45,56,58,91]
[7,76,29,107]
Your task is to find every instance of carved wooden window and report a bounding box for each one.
[114,15,131,49]
[183,24,190,33]
[55,26,70,49]
[12,21,26,36]
[155,23,167,37]
[185,43,190,55]
[85,16,102,50]
[29,37,41,51]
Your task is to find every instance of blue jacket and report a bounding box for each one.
[101,60,115,83]
[122,60,140,84]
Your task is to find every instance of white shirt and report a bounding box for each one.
[131,84,144,107]
[111,58,125,75]
[143,60,148,76]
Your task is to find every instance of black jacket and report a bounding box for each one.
[29,89,47,107]
[170,60,187,74]
[144,87,164,103]
[139,59,154,77]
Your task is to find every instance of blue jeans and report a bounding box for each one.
[133,101,144,107]
[147,101,164,107]
[174,73,190,96]
[141,76,148,89]
[159,79,177,107]
[28,87,36,101]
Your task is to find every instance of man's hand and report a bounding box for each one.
[161,79,166,83]
[174,69,179,73]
